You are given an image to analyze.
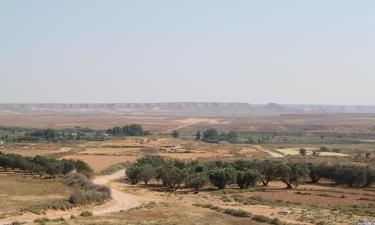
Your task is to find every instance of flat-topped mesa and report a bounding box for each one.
[1,103,375,117]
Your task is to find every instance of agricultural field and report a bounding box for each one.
[0,143,74,157]
[62,137,271,172]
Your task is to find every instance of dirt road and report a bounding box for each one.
[92,169,143,215]
[0,169,144,225]
[254,145,284,157]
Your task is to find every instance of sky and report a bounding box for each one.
[0,0,374,105]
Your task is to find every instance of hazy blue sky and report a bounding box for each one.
[1,1,374,104]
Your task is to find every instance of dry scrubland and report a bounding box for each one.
[1,135,373,225]
[0,174,73,218]
[53,175,374,225]
[1,111,375,225]
[28,202,265,225]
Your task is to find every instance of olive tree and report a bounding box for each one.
[277,163,309,189]
[186,172,208,194]
[237,169,261,189]
[208,167,237,189]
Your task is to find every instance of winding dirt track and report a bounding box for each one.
[0,169,144,225]
[91,169,144,215]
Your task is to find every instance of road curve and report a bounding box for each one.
[0,169,144,225]
[92,169,144,215]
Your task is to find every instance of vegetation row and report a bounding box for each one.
[0,152,93,178]
[126,156,375,193]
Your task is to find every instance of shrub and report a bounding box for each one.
[80,210,93,217]
[252,215,284,224]
[270,218,284,225]
[223,208,251,217]
[51,217,65,222]
[34,218,49,224]
[299,148,307,156]
[67,174,111,205]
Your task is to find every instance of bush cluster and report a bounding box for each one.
[197,129,238,143]
[126,156,375,191]
[67,174,111,205]
[106,124,150,136]
[80,210,93,217]
[0,152,93,178]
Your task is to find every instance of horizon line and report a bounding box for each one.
[1,102,375,107]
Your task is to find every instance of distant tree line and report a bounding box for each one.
[106,124,150,136]
[126,156,375,193]
[0,152,93,178]
[0,124,152,143]
[195,129,239,143]
[195,129,272,144]
[0,127,108,143]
